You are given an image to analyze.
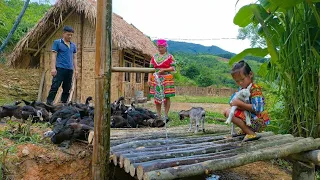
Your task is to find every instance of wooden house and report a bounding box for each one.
[8,0,157,103]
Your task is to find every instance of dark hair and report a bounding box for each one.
[231,60,252,76]
[63,26,74,33]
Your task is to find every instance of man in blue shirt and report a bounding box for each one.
[46,26,78,105]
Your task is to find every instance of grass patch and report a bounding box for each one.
[167,111,226,127]
[0,121,42,145]
[172,95,229,104]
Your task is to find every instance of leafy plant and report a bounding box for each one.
[233,0,320,137]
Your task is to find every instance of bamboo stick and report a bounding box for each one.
[122,144,224,172]
[123,143,239,168]
[110,129,229,141]
[143,138,320,180]
[136,153,236,180]
[111,134,227,153]
[118,138,246,163]
[112,141,217,167]
[127,134,296,175]
[111,135,227,152]
[131,151,236,178]
[112,141,219,156]
[131,134,293,178]
[110,132,228,146]
[114,132,275,168]
[111,132,273,152]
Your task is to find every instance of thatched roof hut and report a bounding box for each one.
[8,0,157,103]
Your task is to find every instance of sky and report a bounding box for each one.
[45,0,254,54]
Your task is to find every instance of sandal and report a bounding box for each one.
[242,134,261,142]
[164,116,170,123]
[232,130,246,137]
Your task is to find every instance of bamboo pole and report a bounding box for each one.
[111,67,155,73]
[143,138,320,180]
[136,153,236,180]
[111,135,227,152]
[92,0,112,179]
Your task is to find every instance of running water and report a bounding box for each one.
[153,72,168,142]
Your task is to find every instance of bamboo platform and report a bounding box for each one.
[109,125,320,180]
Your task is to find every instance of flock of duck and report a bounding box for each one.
[0,96,163,148]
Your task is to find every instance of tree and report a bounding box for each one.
[237,23,266,48]
[0,0,30,53]
[181,64,200,80]
[197,74,214,87]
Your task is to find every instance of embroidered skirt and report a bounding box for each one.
[234,109,268,133]
[149,74,175,104]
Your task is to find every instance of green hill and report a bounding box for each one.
[166,40,232,55]
[157,40,267,63]
[172,53,262,88]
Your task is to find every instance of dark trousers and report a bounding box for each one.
[47,67,73,104]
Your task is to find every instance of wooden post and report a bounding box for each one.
[292,161,315,180]
[92,0,112,179]
[37,70,46,101]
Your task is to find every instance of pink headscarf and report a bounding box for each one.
[157,39,168,47]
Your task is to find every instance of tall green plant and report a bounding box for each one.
[233,0,320,137]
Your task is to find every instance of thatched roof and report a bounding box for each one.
[8,0,157,67]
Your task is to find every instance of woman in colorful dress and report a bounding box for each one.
[148,39,176,122]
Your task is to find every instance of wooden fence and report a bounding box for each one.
[175,86,236,97]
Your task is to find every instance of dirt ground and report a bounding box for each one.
[1,123,292,180]
[0,65,291,180]
[143,101,230,114]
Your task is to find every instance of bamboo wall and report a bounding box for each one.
[41,13,81,103]
[175,86,236,97]
[121,50,147,103]
[39,12,149,103]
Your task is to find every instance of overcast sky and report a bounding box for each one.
[43,0,253,53]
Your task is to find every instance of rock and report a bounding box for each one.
[22,147,30,156]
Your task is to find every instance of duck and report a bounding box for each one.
[0,103,21,120]
[43,120,94,148]
[49,106,79,124]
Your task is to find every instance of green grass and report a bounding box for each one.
[167,111,226,127]
[172,95,229,104]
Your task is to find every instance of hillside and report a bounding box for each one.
[155,40,267,63]
[0,65,40,104]
[166,40,232,55]
[172,53,262,88]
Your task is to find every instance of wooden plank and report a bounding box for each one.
[37,70,47,101]
[67,76,76,102]
[53,88,62,104]
[33,9,76,57]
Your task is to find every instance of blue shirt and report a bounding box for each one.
[52,39,77,70]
